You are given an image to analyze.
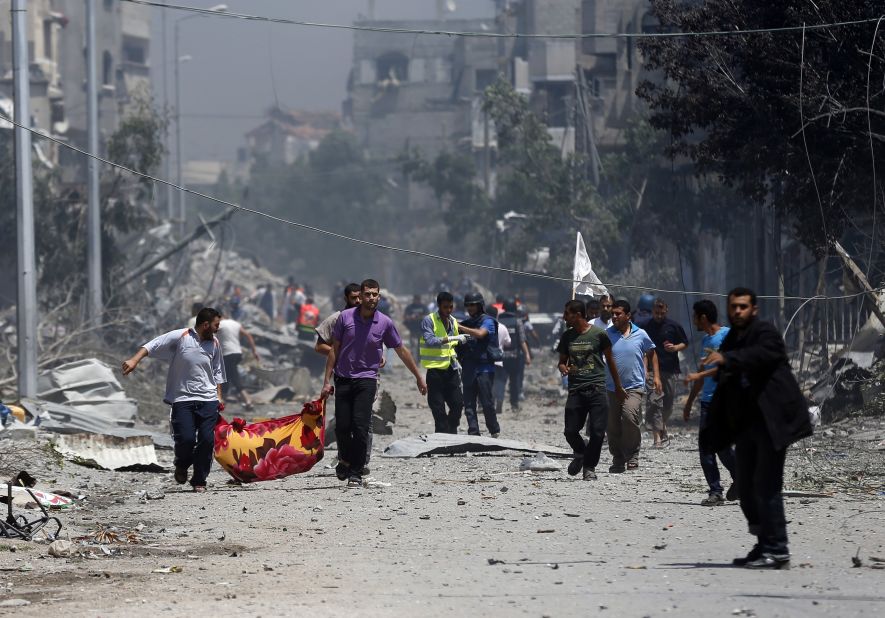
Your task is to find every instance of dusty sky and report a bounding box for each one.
[152,0,495,163]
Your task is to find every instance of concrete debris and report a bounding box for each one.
[0,599,31,607]
[48,539,76,558]
[382,433,571,458]
[52,433,165,472]
[0,421,38,440]
[373,390,397,435]
[811,357,883,423]
[250,385,296,404]
[37,359,138,424]
[519,452,561,472]
[20,398,173,449]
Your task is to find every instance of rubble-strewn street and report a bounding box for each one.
[1,362,883,617]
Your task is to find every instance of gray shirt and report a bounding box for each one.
[143,328,226,404]
[315,310,341,345]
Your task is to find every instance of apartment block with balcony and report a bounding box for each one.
[0,1,151,178]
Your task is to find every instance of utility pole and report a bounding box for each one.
[11,0,38,396]
[174,21,185,238]
[86,0,103,324]
[163,8,173,218]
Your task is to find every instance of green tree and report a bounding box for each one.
[637,0,885,261]
[0,91,165,308]
[234,129,395,280]
[403,79,622,281]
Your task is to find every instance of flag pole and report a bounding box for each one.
[571,232,579,300]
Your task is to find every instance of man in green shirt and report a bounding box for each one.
[557,299,627,480]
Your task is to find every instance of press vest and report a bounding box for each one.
[419,312,459,369]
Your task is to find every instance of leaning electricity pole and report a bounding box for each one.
[86,0,103,324]
[11,0,38,396]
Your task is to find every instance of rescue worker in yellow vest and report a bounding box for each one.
[420,291,468,433]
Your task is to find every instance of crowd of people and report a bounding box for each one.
[121,277,810,571]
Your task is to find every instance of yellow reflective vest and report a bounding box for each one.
[419,312,459,369]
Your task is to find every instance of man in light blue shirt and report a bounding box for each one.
[122,307,226,493]
[605,300,661,472]
[683,299,737,505]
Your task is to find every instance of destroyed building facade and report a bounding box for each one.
[0,0,152,176]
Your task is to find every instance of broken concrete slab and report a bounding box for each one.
[373,391,396,436]
[519,452,562,471]
[0,421,38,440]
[37,359,138,423]
[52,433,165,472]
[21,399,173,449]
[382,433,572,458]
[250,385,296,404]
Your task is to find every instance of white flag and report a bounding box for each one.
[573,231,608,297]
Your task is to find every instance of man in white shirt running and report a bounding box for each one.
[216,312,260,411]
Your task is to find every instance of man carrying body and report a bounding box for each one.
[456,293,500,437]
[557,300,627,480]
[701,288,811,569]
[683,299,737,506]
[419,291,467,433]
[122,307,226,493]
[321,279,427,487]
[643,298,689,447]
[605,300,661,472]
[216,312,260,411]
[315,283,372,468]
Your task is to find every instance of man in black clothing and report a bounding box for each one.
[497,299,532,415]
[642,298,688,446]
[701,287,812,570]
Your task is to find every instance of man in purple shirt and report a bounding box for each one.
[321,279,427,487]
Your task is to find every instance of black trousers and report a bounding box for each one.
[221,354,243,397]
[463,370,499,436]
[426,366,463,433]
[500,356,525,407]
[333,376,378,475]
[563,386,607,470]
[735,418,789,555]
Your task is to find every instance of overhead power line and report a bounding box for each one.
[119,1,885,40]
[6,116,881,302]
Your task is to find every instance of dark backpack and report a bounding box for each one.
[498,312,523,357]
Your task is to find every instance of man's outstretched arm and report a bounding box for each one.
[394,346,428,395]
[122,347,149,375]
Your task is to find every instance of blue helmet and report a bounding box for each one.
[637,294,655,312]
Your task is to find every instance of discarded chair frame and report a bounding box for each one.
[0,484,63,541]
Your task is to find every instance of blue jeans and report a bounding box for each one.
[463,370,498,435]
[699,401,737,494]
[170,400,219,487]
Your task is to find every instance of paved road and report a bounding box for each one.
[2,365,883,617]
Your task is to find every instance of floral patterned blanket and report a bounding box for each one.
[213,398,325,483]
